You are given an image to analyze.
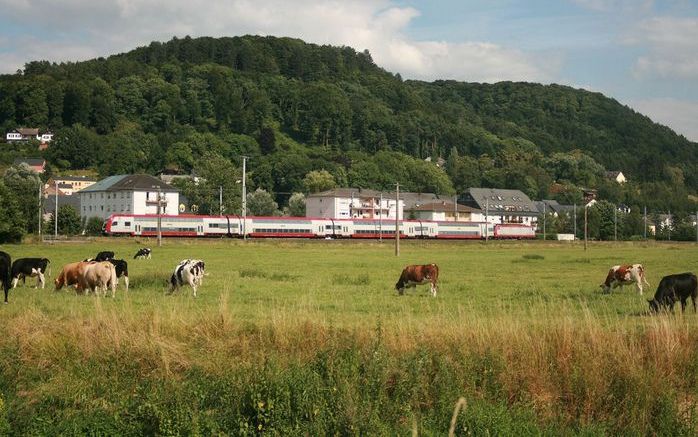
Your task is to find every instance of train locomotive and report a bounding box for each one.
[104,214,535,240]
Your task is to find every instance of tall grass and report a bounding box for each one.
[1,239,697,434]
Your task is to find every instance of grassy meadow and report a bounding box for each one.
[1,238,698,435]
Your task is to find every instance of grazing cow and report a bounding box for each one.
[94,251,115,262]
[80,261,117,297]
[648,273,698,313]
[0,251,11,304]
[11,258,50,289]
[109,259,129,291]
[169,259,205,297]
[55,262,89,292]
[134,248,152,259]
[395,264,439,297]
[600,264,650,294]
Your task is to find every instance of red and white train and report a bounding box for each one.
[104,214,535,240]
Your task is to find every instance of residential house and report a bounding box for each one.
[78,174,179,220]
[405,201,482,222]
[460,188,538,226]
[606,171,627,184]
[13,158,46,173]
[305,188,404,220]
[43,193,81,221]
[5,128,53,145]
[45,176,97,196]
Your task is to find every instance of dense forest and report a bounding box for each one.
[0,35,696,218]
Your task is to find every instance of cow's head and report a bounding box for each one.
[648,299,660,313]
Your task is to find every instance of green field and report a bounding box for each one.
[1,239,698,435]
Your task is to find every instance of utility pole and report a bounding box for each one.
[584,205,589,252]
[379,192,383,243]
[395,183,400,257]
[54,180,58,239]
[219,186,223,216]
[643,206,647,240]
[156,187,162,247]
[38,181,42,239]
[573,203,577,239]
[668,210,672,241]
[485,197,489,242]
[543,202,546,241]
[242,156,248,241]
[454,194,459,221]
[695,210,698,244]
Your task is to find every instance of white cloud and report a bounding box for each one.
[571,0,654,12]
[628,98,698,142]
[626,17,698,79]
[0,0,551,83]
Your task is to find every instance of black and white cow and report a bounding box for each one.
[133,248,152,259]
[648,273,698,313]
[94,251,115,262]
[11,258,50,289]
[109,259,129,291]
[0,251,11,304]
[169,259,205,297]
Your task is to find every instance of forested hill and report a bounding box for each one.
[1,35,696,211]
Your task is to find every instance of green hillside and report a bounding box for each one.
[0,35,695,212]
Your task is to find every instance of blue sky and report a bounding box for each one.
[0,0,696,140]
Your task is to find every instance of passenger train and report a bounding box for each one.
[103,214,536,240]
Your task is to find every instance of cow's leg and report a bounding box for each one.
[191,283,197,298]
[123,275,129,291]
[38,272,45,289]
[637,282,643,295]
[11,277,18,289]
[430,281,437,297]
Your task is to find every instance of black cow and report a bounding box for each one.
[109,259,129,291]
[648,273,698,313]
[0,251,10,304]
[11,258,50,289]
[134,247,152,259]
[95,251,115,262]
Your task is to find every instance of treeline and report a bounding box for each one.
[0,35,696,214]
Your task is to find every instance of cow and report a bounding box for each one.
[0,251,11,304]
[134,248,152,259]
[55,262,89,292]
[109,259,129,291]
[169,259,205,297]
[11,258,50,289]
[600,264,650,294]
[395,264,439,297]
[648,273,698,314]
[94,251,115,262]
[80,261,117,297]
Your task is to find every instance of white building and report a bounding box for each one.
[406,201,483,222]
[46,176,97,196]
[5,128,54,143]
[79,174,179,220]
[306,188,404,220]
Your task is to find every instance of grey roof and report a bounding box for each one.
[406,201,480,213]
[53,176,97,182]
[80,174,178,193]
[534,199,575,215]
[400,192,442,209]
[43,194,80,215]
[462,187,538,215]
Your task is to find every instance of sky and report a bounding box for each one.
[0,0,696,141]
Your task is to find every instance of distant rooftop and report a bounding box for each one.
[80,174,178,193]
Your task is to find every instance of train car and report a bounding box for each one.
[493,223,536,239]
[403,220,437,238]
[106,214,206,237]
[434,221,487,239]
[349,219,405,238]
[246,216,317,238]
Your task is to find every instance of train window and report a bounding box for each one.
[112,221,118,226]
[125,221,131,227]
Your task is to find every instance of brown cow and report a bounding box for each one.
[600,264,650,294]
[55,261,89,292]
[80,261,117,297]
[395,264,439,297]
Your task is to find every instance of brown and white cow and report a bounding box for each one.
[395,264,439,297]
[600,264,650,294]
